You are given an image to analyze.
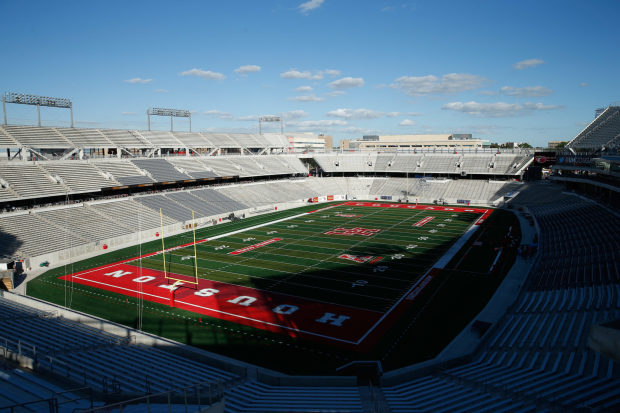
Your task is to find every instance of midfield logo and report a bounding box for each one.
[334,213,361,218]
[338,254,373,263]
[324,227,381,237]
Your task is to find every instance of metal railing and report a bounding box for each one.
[80,379,226,412]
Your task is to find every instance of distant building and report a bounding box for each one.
[318,134,333,152]
[341,134,487,151]
[595,107,606,118]
[285,133,325,153]
[339,139,352,151]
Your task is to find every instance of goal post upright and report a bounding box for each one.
[160,208,167,279]
[160,209,200,288]
[193,210,199,284]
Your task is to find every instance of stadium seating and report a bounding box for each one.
[167,158,220,179]
[131,159,191,182]
[224,381,364,413]
[0,297,239,397]
[567,106,620,149]
[139,130,184,147]
[0,127,19,148]
[134,194,195,222]
[0,365,94,411]
[314,151,533,175]
[191,188,248,214]
[56,126,115,148]
[382,183,620,412]
[1,125,72,148]
[0,162,67,199]
[92,160,155,185]
[100,129,152,148]
[41,161,116,193]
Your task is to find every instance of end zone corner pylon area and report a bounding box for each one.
[56,202,492,348]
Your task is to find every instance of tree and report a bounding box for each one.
[518,142,533,148]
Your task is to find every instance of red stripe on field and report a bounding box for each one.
[475,209,492,225]
[343,201,489,214]
[414,216,435,227]
[59,263,382,345]
[227,238,282,255]
[307,202,348,214]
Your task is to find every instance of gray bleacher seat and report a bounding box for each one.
[131,159,191,182]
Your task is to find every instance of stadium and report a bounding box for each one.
[0,93,618,412]
[2,1,620,411]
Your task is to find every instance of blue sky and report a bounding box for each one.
[1,0,619,146]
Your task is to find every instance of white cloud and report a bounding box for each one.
[180,68,225,80]
[325,69,341,77]
[280,69,323,80]
[234,65,261,74]
[298,0,324,14]
[341,126,365,133]
[442,101,561,117]
[122,111,137,115]
[288,94,325,102]
[327,108,383,119]
[385,111,421,117]
[329,76,365,90]
[513,58,544,70]
[392,73,486,96]
[125,78,152,84]
[579,82,589,87]
[326,90,346,97]
[399,119,416,126]
[154,89,168,93]
[287,119,347,128]
[237,115,259,121]
[500,86,552,97]
[204,110,233,120]
[281,110,308,120]
[295,85,313,93]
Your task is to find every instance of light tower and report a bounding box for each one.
[2,92,73,127]
[147,107,191,132]
[258,115,283,135]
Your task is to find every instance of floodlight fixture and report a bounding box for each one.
[147,107,192,132]
[258,115,283,134]
[2,92,73,127]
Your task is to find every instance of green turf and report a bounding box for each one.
[27,202,510,374]
[130,204,479,312]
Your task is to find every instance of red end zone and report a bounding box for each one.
[60,263,382,346]
[344,202,492,225]
[343,201,488,214]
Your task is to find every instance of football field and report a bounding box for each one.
[59,202,491,347]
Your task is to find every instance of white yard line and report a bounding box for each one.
[356,209,489,345]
